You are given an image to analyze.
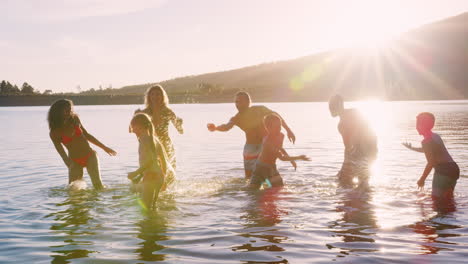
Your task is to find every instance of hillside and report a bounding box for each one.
[85,12,468,102]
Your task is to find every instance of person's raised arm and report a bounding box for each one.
[417,143,435,189]
[207,117,236,132]
[78,117,117,156]
[402,142,424,153]
[276,113,295,144]
[278,148,310,170]
[49,131,71,167]
[168,109,184,134]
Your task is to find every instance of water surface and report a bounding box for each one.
[0,101,467,263]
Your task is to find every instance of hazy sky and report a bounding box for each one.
[2,0,468,92]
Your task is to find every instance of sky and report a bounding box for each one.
[2,0,468,93]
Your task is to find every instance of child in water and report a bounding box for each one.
[247,114,310,190]
[128,113,171,210]
[403,112,460,200]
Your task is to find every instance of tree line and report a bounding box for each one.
[0,80,48,95]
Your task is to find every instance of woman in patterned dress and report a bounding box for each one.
[135,85,183,186]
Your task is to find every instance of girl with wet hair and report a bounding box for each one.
[128,113,173,210]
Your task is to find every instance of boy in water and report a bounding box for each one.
[403,112,460,200]
[247,114,309,190]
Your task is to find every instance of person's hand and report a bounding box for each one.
[290,160,297,170]
[207,123,216,132]
[417,177,425,190]
[176,118,184,134]
[287,130,296,144]
[297,155,310,161]
[128,171,138,180]
[104,146,117,156]
[402,142,412,150]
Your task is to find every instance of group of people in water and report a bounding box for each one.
[47,85,461,210]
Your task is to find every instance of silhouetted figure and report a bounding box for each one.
[403,112,460,203]
[246,114,309,190]
[328,95,377,187]
[48,99,117,190]
[207,92,296,179]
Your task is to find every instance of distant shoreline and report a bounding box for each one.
[1,94,466,107]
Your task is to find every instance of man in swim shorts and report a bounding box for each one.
[207,92,296,179]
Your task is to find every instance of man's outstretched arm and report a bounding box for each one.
[207,119,235,132]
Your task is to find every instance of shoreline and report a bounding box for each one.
[1,94,467,107]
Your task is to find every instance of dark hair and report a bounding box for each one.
[417,112,435,130]
[236,91,251,102]
[47,99,74,130]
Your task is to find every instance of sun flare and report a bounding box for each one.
[325,1,413,51]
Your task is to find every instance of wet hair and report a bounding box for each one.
[131,113,158,155]
[264,113,282,129]
[236,91,251,103]
[144,85,169,110]
[47,99,75,130]
[130,113,175,175]
[417,112,435,131]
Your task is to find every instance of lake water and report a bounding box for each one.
[0,101,467,263]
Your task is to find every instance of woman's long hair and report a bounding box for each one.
[131,113,174,175]
[144,85,169,111]
[47,99,75,130]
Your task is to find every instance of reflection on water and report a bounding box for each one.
[235,189,289,263]
[135,211,169,262]
[327,186,378,255]
[46,191,99,263]
[0,102,467,263]
[240,189,288,228]
[410,197,462,255]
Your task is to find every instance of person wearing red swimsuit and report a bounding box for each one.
[48,99,117,190]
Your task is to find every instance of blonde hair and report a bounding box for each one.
[144,85,169,110]
[131,113,158,154]
[130,113,174,175]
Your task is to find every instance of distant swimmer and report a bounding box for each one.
[403,112,459,201]
[128,113,173,210]
[207,91,296,180]
[246,114,309,190]
[48,99,117,190]
[328,95,377,186]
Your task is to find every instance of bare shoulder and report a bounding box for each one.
[164,106,176,117]
[70,115,81,125]
[49,129,60,140]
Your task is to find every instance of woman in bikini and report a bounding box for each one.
[48,99,117,190]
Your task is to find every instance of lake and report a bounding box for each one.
[0,101,467,263]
